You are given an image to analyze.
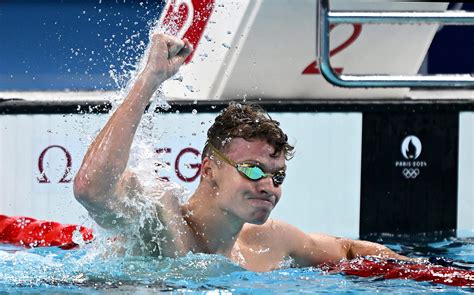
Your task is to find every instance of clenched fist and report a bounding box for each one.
[143,33,193,84]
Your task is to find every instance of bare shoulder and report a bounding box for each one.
[240,219,307,249]
[241,221,353,266]
[241,219,298,235]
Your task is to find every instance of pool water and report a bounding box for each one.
[0,238,472,294]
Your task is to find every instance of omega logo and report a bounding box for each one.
[37,145,73,183]
[156,147,202,182]
[36,145,202,185]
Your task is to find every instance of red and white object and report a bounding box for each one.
[0,214,93,249]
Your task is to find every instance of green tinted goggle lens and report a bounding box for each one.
[236,164,286,186]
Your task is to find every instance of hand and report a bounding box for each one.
[143,33,193,84]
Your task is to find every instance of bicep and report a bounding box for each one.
[290,232,351,267]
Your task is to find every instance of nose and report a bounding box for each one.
[257,175,279,196]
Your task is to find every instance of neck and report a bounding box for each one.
[183,185,244,257]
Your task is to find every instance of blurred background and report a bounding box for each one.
[1,1,474,91]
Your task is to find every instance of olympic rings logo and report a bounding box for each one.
[402,168,420,179]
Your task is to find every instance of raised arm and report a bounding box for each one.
[73,34,192,226]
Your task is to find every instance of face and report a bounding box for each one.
[209,138,286,225]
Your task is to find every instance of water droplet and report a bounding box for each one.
[186,85,194,92]
[198,53,208,61]
[192,109,197,115]
[172,73,183,82]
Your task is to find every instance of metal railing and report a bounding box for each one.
[317,0,474,88]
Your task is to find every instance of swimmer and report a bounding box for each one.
[73,33,407,271]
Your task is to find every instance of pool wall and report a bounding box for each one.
[0,99,472,241]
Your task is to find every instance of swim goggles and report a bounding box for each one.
[207,142,286,186]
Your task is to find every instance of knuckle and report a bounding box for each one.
[170,35,182,45]
[151,33,164,41]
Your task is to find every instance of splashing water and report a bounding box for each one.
[70,2,193,260]
[1,240,473,293]
[0,246,243,293]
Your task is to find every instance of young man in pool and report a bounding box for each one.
[73,33,406,271]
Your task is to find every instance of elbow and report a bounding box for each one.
[73,172,107,214]
[74,169,117,210]
[73,173,88,201]
[342,238,356,260]
[73,171,96,206]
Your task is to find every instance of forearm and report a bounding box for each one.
[74,71,163,200]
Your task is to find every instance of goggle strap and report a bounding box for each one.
[207,142,236,167]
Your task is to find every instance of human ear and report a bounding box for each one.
[201,157,214,181]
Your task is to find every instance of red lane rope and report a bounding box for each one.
[0,215,93,249]
[325,257,474,287]
[1,215,473,287]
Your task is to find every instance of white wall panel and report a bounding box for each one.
[0,110,470,240]
[0,111,360,237]
[458,112,474,237]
